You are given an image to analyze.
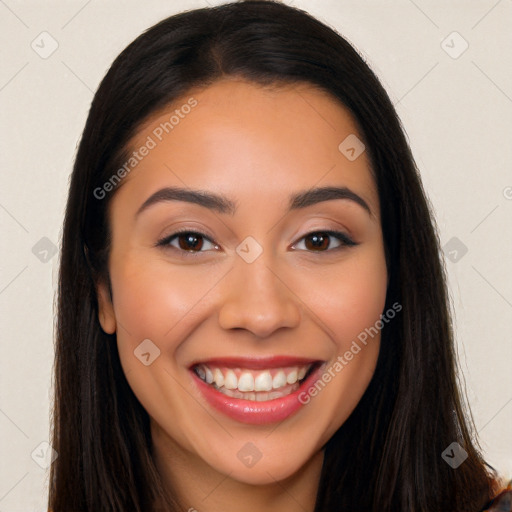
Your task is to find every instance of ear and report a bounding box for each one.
[96,279,117,334]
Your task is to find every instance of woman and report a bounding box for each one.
[49,1,511,510]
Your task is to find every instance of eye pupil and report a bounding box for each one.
[179,233,203,251]
[305,233,329,251]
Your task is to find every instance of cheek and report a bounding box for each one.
[107,255,223,396]
[109,255,217,343]
[296,246,388,349]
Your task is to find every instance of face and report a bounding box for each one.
[97,78,388,486]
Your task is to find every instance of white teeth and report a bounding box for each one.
[217,382,300,401]
[286,369,298,384]
[224,369,237,390]
[254,371,273,392]
[213,368,224,387]
[238,372,254,392]
[272,370,287,389]
[195,363,314,394]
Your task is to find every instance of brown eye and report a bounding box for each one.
[293,230,356,252]
[158,231,218,253]
[177,232,204,251]
[304,233,330,251]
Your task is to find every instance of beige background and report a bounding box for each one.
[1,1,511,509]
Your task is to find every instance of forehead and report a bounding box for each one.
[112,78,377,215]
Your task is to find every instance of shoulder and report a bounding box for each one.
[482,479,512,512]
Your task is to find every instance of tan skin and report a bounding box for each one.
[97,78,388,512]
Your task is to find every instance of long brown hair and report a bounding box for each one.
[49,1,497,510]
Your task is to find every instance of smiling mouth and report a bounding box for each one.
[192,362,320,402]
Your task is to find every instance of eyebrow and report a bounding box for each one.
[135,185,373,217]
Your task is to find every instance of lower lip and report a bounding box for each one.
[190,363,325,425]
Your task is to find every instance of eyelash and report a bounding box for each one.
[156,229,357,256]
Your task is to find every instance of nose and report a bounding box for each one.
[217,253,301,338]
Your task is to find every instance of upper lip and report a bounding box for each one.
[189,356,323,370]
